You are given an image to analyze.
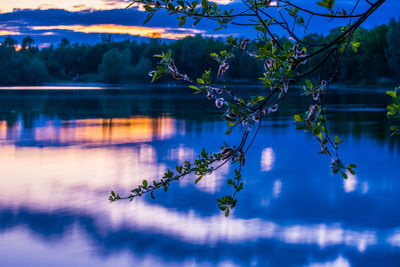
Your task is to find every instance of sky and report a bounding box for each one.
[0,0,399,46]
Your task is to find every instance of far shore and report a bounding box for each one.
[0,81,396,92]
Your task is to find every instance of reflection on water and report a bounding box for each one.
[261,147,275,172]
[0,87,399,266]
[1,116,177,146]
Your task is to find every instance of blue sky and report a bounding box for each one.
[0,0,398,46]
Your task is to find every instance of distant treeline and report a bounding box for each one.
[1,18,400,85]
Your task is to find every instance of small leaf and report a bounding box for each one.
[293,114,303,122]
[306,79,313,89]
[143,13,154,25]
[125,2,135,9]
[189,85,200,90]
[225,209,229,217]
[334,136,340,144]
[386,91,397,98]
[179,16,187,26]
[196,78,205,84]
[143,5,154,12]
[347,164,357,169]
[176,166,183,173]
[195,175,203,184]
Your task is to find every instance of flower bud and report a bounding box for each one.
[215,98,224,108]
[283,83,289,93]
[217,62,229,78]
[266,59,274,69]
[306,104,318,123]
[253,113,260,122]
[312,90,320,101]
[227,112,237,118]
[172,73,183,80]
[268,104,278,112]
[240,38,250,50]
[168,59,177,73]
[221,147,232,155]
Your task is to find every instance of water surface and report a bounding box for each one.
[0,86,398,267]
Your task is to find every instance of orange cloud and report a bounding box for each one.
[0,30,21,35]
[0,0,125,13]
[31,24,205,39]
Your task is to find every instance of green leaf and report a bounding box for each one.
[387,91,397,98]
[352,41,360,52]
[210,52,219,58]
[224,209,229,217]
[347,164,357,169]
[125,2,135,9]
[143,13,154,25]
[334,136,340,143]
[201,148,207,158]
[179,16,187,26]
[196,78,205,84]
[306,79,313,89]
[317,0,334,9]
[189,85,200,91]
[195,175,203,184]
[340,170,348,179]
[143,5,154,12]
[293,114,303,122]
[165,50,171,62]
[390,125,400,130]
[176,166,183,173]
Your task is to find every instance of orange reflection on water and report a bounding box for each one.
[31,116,176,145]
[0,121,6,139]
[0,115,178,209]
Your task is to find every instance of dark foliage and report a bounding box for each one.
[2,17,400,85]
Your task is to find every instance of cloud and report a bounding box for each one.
[0,8,241,44]
[30,24,205,39]
[0,0,238,13]
[0,0,128,13]
[0,30,21,36]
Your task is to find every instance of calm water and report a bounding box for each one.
[0,86,398,267]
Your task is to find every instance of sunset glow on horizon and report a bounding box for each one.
[31,24,205,39]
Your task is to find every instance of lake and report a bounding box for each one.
[0,85,398,267]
